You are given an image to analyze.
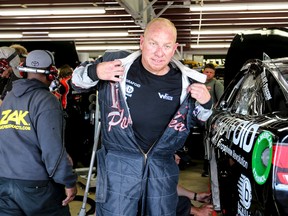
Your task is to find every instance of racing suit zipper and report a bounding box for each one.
[116,82,151,165]
[144,153,148,165]
[116,82,159,166]
[142,138,159,165]
[137,143,150,166]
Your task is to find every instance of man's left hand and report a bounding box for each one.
[188,83,211,104]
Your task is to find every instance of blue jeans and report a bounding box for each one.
[0,177,70,216]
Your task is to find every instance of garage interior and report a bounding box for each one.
[1,0,288,58]
[1,1,288,215]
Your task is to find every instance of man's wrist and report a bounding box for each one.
[88,64,99,81]
[193,192,197,201]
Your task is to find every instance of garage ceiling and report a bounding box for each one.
[0,0,288,58]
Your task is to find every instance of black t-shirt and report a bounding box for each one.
[126,56,182,152]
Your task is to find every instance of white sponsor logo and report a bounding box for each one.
[158,92,173,101]
[261,71,272,100]
[126,85,134,97]
[237,174,252,215]
[126,79,141,88]
[212,116,259,153]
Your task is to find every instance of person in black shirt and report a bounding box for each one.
[72,18,212,216]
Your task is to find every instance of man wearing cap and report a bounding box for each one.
[0,44,28,103]
[0,50,77,216]
[0,46,21,102]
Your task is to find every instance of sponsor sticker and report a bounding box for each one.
[252,131,273,185]
[238,174,252,215]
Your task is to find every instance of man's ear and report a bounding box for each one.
[139,35,145,50]
[172,42,178,54]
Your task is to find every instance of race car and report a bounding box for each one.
[204,54,288,216]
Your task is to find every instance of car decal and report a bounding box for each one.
[252,130,273,185]
[261,70,272,100]
[237,174,252,214]
[212,115,259,153]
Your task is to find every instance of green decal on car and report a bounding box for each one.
[252,131,273,185]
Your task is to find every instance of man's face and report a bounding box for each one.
[140,22,178,74]
[203,68,215,81]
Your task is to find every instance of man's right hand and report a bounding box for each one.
[96,60,124,82]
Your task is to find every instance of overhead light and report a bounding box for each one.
[191,29,245,35]
[0,7,105,16]
[49,31,128,38]
[190,3,288,11]
[191,28,288,38]
[76,45,140,51]
[0,33,22,38]
[237,28,288,38]
[191,44,230,49]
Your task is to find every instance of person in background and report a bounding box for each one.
[57,64,84,168]
[175,154,214,216]
[72,17,212,216]
[1,44,28,100]
[0,50,77,216]
[58,64,74,109]
[0,46,21,102]
[10,44,28,62]
[203,63,224,106]
[201,63,224,177]
[0,44,28,103]
[177,185,214,216]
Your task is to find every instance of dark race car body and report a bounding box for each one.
[205,55,288,216]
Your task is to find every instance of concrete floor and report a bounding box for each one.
[69,159,211,216]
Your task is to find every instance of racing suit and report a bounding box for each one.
[72,50,212,216]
